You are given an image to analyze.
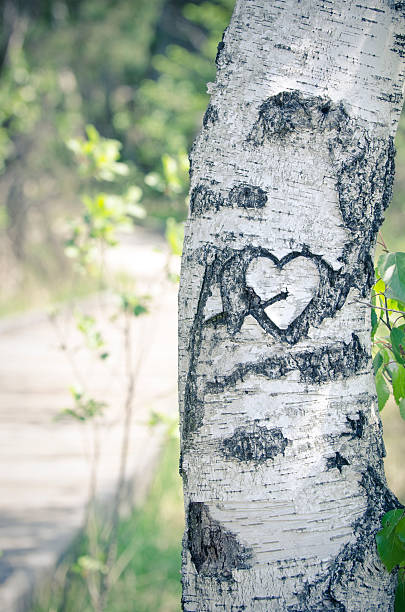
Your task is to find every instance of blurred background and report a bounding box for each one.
[0,0,235,313]
[0,1,404,611]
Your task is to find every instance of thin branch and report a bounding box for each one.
[352,300,405,317]
[378,232,389,253]
[384,294,392,330]
[393,314,405,326]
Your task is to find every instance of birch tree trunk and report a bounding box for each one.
[179,1,405,609]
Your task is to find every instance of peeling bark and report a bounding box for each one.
[179,1,405,609]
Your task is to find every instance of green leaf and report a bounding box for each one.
[399,398,405,421]
[395,516,405,541]
[392,365,405,405]
[377,510,405,572]
[377,531,404,572]
[382,348,391,365]
[76,555,107,574]
[378,252,405,303]
[375,369,390,411]
[373,351,384,374]
[85,124,100,142]
[386,297,405,314]
[69,386,83,401]
[133,303,148,317]
[62,393,106,422]
[61,408,85,422]
[119,292,149,317]
[374,277,386,296]
[395,299,405,313]
[391,326,405,366]
[382,510,405,530]
[371,308,379,340]
[395,568,405,612]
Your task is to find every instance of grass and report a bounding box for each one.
[32,436,184,612]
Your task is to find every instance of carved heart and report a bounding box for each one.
[245,255,319,329]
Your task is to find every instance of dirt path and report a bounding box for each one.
[0,228,178,611]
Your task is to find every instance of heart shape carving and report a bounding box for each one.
[245,255,319,329]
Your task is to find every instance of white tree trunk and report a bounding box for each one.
[179,1,405,609]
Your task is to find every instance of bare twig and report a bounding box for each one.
[378,231,389,253]
[98,252,171,610]
[351,300,405,317]
[384,294,392,330]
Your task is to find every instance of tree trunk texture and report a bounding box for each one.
[179,1,405,610]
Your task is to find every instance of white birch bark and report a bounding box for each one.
[179,1,405,610]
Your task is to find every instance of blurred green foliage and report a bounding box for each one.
[0,0,234,313]
[65,125,146,270]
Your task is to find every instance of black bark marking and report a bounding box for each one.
[393,0,405,14]
[325,467,401,608]
[228,183,267,209]
[336,130,394,299]
[335,137,394,233]
[187,502,252,580]
[215,40,225,66]
[182,252,222,441]
[391,32,405,57]
[189,184,223,216]
[215,28,230,67]
[183,250,368,442]
[204,310,228,327]
[183,93,393,441]
[220,247,334,342]
[219,246,358,345]
[205,333,368,395]
[344,411,367,440]
[190,182,268,216]
[292,333,369,384]
[206,353,290,394]
[288,575,346,612]
[274,43,292,51]
[203,104,219,128]
[247,92,394,300]
[183,247,242,442]
[248,90,349,145]
[188,151,193,180]
[326,452,350,473]
[222,425,289,463]
[289,465,401,610]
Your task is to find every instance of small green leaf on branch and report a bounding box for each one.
[399,398,405,421]
[396,567,405,611]
[375,368,390,411]
[391,326,405,366]
[391,364,405,405]
[371,308,379,340]
[376,509,405,572]
[378,252,405,303]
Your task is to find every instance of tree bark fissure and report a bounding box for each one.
[179,1,405,610]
